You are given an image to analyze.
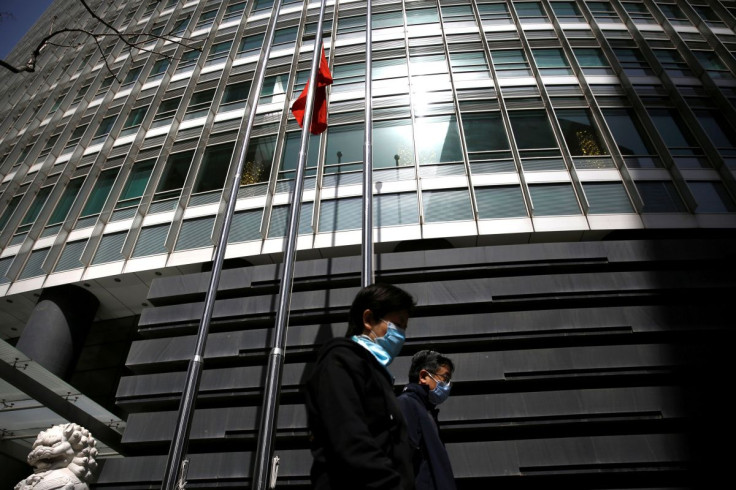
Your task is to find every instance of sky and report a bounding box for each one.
[0,0,56,60]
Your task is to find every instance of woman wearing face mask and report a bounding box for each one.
[397,350,457,490]
[305,283,416,490]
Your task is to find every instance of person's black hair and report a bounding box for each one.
[408,350,455,383]
[346,283,415,337]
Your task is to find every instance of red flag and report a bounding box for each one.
[291,47,333,135]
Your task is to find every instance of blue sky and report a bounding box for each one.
[1,0,56,59]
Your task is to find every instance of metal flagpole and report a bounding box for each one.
[160,1,286,488]
[361,0,374,288]
[251,0,329,488]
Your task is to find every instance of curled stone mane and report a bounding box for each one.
[15,423,98,490]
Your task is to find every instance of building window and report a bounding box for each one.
[693,51,733,79]
[117,159,155,209]
[19,248,50,280]
[423,189,474,222]
[47,177,84,226]
[508,110,560,159]
[688,181,736,213]
[0,195,21,231]
[514,2,549,22]
[193,143,235,194]
[325,124,364,173]
[54,240,87,272]
[475,185,528,219]
[694,109,736,167]
[582,182,635,214]
[152,97,181,127]
[375,193,419,227]
[635,181,687,212]
[551,1,584,21]
[175,217,215,250]
[556,109,609,157]
[648,108,707,168]
[121,66,143,87]
[176,49,200,72]
[491,49,533,78]
[415,115,463,165]
[260,74,289,105]
[80,168,120,217]
[406,7,440,25]
[374,119,415,169]
[206,40,232,66]
[91,232,126,265]
[223,2,246,22]
[242,136,275,186]
[120,106,148,136]
[274,27,298,45]
[194,8,218,31]
[228,209,263,243]
[529,183,581,216]
[532,48,573,76]
[19,186,52,228]
[477,2,513,25]
[280,132,319,180]
[219,80,251,112]
[573,48,613,75]
[237,34,264,57]
[268,203,313,237]
[62,124,88,153]
[132,224,169,257]
[653,49,694,78]
[184,89,216,120]
[613,48,654,76]
[155,151,194,200]
[319,198,362,232]
[92,115,117,145]
[148,59,170,81]
[372,11,404,29]
[602,108,659,168]
[463,112,511,165]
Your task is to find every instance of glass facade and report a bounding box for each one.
[0,0,735,290]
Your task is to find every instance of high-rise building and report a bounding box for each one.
[1,0,735,488]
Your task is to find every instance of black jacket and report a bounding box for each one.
[397,383,457,490]
[305,337,414,490]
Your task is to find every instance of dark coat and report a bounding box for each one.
[397,383,457,490]
[305,337,414,490]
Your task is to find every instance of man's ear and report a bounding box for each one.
[362,308,375,332]
[418,369,431,386]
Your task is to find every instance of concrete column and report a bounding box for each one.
[16,285,99,379]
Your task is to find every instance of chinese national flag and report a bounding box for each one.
[291,47,333,135]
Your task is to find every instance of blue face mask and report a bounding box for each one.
[352,321,406,367]
[374,321,406,361]
[427,373,451,405]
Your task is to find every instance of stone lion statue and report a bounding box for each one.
[15,423,98,490]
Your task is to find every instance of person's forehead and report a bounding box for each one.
[436,364,452,375]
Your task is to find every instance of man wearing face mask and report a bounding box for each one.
[305,283,415,490]
[397,350,457,490]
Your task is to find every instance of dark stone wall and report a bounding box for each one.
[96,236,736,489]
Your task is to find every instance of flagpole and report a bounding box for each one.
[159,1,286,488]
[251,0,329,488]
[362,0,374,288]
